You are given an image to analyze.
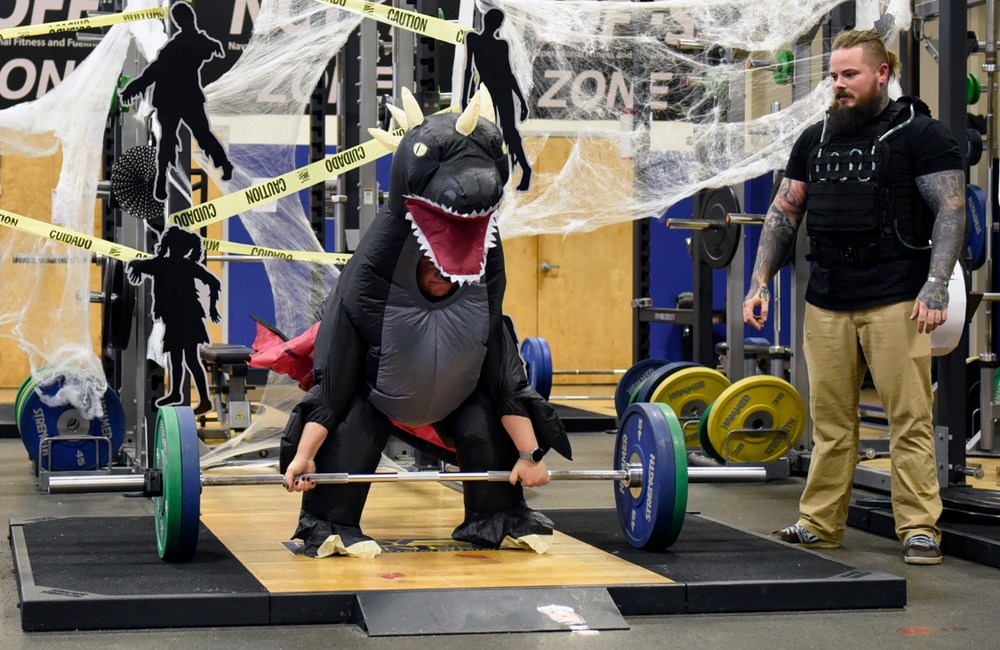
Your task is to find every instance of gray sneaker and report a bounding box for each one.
[771,524,840,548]
[904,535,943,565]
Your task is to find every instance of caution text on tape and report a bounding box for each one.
[0,7,169,41]
[0,209,148,261]
[169,100,461,227]
[316,0,468,44]
[204,239,351,264]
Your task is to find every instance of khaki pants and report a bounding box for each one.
[799,301,941,545]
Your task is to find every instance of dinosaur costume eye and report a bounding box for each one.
[413,143,428,157]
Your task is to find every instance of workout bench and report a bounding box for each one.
[200,344,267,433]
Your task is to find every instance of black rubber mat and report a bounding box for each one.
[10,516,268,631]
[552,403,616,432]
[547,509,906,615]
[849,501,1000,570]
[11,510,906,631]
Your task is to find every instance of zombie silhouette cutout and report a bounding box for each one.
[119,2,232,201]
[462,8,532,191]
[126,226,222,415]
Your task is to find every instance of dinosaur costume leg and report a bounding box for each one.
[436,391,554,552]
[293,395,395,558]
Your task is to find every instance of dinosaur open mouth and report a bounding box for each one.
[404,195,498,284]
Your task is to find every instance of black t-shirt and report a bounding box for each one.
[785,104,963,311]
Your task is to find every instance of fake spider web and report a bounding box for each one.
[0,0,910,461]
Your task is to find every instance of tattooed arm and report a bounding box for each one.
[910,169,966,333]
[743,177,808,330]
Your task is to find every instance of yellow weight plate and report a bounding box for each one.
[705,375,805,463]
[650,366,731,448]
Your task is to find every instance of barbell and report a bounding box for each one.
[47,402,768,562]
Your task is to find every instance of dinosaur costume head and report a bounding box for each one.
[370,89,509,285]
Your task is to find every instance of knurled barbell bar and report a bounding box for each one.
[47,402,767,562]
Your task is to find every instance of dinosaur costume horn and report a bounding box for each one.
[401,87,425,130]
[478,85,496,124]
[367,128,401,152]
[456,89,482,136]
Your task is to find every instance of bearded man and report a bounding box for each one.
[742,29,965,565]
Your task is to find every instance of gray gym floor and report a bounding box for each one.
[4,431,1000,649]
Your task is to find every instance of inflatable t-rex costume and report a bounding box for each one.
[254,89,571,558]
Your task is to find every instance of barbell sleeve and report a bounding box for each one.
[665,218,719,230]
[726,213,766,225]
[46,474,147,493]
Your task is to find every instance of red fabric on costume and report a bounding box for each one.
[248,321,320,391]
[390,420,456,452]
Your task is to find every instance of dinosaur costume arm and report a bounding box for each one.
[304,290,367,432]
[479,306,573,461]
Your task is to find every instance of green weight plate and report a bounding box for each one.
[697,402,726,463]
[14,375,35,431]
[655,402,689,547]
[15,368,59,426]
[154,406,202,561]
[706,375,806,463]
[649,366,731,448]
[776,50,794,76]
[968,73,982,105]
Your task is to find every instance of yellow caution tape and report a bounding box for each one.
[0,208,350,265]
[315,0,468,44]
[168,127,403,228]
[168,102,457,228]
[0,209,148,260]
[0,7,169,41]
[205,239,351,264]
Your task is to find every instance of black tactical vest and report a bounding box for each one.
[805,99,935,264]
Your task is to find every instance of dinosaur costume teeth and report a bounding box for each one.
[404,195,499,284]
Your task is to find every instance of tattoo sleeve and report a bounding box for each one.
[746,178,806,301]
[915,169,966,310]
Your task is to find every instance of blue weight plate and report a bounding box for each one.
[155,406,202,561]
[613,402,689,549]
[19,377,126,471]
[521,337,553,400]
[614,358,668,419]
[966,184,987,271]
[633,361,700,405]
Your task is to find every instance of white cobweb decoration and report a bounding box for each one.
[0,0,910,462]
[480,0,910,238]
[194,0,364,467]
[0,1,145,419]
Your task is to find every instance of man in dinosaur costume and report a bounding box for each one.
[272,89,571,558]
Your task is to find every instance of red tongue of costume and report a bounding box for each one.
[405,197,493,280]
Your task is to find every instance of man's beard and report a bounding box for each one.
[827,87,885,136]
